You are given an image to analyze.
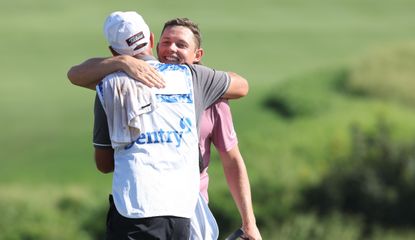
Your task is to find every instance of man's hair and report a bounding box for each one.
[161,18,202,48]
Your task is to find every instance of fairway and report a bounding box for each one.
[1,0,415,239]
[2,0,414,184]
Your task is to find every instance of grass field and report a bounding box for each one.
[2,0,415,238]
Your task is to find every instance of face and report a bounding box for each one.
[157,26,203,64]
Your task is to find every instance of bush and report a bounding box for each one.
[263,69,347,118]
[0,198,90,240]
[270,213,362,240]
[0,185,107,240]
[301,118,415,229]
[56,190,108,240]
[210,177,298,239]
[342,42,415,106]
[265,213,415,240]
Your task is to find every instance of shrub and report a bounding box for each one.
[263,69,347,118]
[210,177,298,239]
[0,198,90,240]
[301,118,415,229]
[342,42,415,106]
[267,213,415,240]
[56,190,107,240]
[0,185,107,240]
[269,213,362,240]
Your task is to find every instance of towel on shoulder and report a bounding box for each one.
[96,71,158,148]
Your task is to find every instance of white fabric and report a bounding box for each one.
[190,193,219,240]
[109,62,200,218]
[96,71,157,148]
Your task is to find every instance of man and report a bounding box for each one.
[158,18,261,240]
[76,11,248,240]
[68,17,261,240]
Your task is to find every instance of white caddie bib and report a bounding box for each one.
[111,62,200,218]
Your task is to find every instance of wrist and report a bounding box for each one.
[242,215,256,227]
[113,55,130,71]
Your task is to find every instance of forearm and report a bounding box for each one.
[95,148,114,173]
[220,146,262,239]
[67,55,164,89]
[219,146,256,227]
[67,56,126,90]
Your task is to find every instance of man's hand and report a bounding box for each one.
[118,55,165,88]
[242,224,262,240]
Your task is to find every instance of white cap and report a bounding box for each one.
[103,11,150,56]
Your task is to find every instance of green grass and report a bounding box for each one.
[2,0,415,238]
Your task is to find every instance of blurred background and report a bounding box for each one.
[2,0,415,239]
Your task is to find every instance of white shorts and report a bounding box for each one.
[189,193,219,240]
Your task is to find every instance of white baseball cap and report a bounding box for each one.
[103,11,150,56]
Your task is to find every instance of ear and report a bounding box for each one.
[194,48,204,63]
[149,32,155,49]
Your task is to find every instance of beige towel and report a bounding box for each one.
[97,71,157,148]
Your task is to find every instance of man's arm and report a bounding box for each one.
[222,72,249,99]
[95,148,114,173]
[219,145,262,240]
[93,94,114,174]
[67,55,164,90]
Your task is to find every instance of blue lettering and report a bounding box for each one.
[123,118,193,149]
[158,129,165,143]
[165,130,174,143]
[151,131,160,143]
[146,132,153,143]
[137,133,146,144]
[173,131,183,147]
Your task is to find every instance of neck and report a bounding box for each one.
[133,47,153,58]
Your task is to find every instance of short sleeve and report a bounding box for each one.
[93,94,112,148]
[210,99,238,152]
[188,64,229,110]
